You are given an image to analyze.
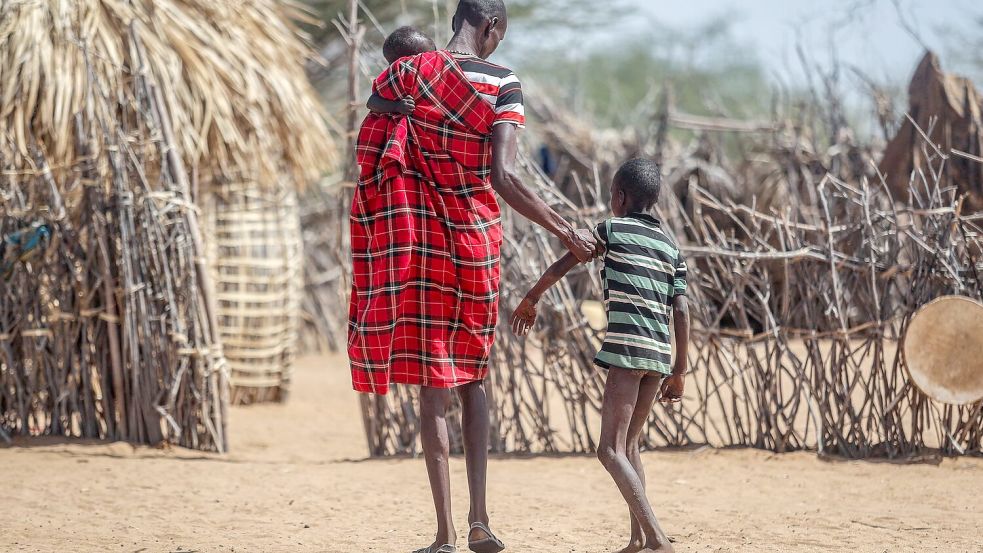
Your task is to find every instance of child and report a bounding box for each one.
[510,158,689,553]
[366,26,436,116]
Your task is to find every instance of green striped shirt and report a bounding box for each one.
[593,214,687,375]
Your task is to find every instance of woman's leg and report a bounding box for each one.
[597,369,673,553]
[457,380,494,541]
[622,375,669,552]
[420,386,457,547]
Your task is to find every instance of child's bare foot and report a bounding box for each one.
[613,538,644,553]
[638,541,674,553]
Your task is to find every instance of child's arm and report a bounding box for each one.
[509,251,581,336]
[366,92,415,115]
[660,295,690,403]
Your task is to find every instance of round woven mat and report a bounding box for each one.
[904,295,983,405]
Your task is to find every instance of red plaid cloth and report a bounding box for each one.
[349,51,502,394]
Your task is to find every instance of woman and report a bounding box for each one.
[349,2,599,552]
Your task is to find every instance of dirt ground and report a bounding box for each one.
[2,354,981,553]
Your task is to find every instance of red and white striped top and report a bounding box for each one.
[451,52,526,128]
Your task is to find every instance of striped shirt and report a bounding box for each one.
[593,213,688,375]
[452,53,525,128]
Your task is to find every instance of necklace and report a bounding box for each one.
[447,49,476,57]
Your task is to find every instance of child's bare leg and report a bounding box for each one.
[597,369,673,553]
[420,386,457,548]
[619,375,668,553]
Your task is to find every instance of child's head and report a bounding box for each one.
[383,26,437,65]
[611,158,662,217]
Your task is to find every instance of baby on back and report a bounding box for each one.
[383,26,436,64]
[367,26,437,116]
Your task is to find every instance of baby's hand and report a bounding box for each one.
[659,373,685,403]
[396,97,416,115]
[510,297,538,336]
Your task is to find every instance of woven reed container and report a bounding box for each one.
[204,179,304,404]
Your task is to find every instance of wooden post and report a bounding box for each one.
[344,0,364,187]
[341,0,377,457]
[130,22,228,453]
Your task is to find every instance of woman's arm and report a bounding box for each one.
[366,93,416,115]
[510,252,580,336]
[491,124,599,262]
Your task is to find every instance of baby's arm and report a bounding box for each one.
[659,295,690,403]
[509,251,581,336]
[366,92,415,115]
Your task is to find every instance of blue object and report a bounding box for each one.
[2,222,51,280]
[539,144,557,177]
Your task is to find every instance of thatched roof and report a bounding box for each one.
[0,0,335,190]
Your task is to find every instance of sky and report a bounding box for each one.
[638,0,979,82]
[499,0,982,86]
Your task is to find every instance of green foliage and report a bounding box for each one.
[303,0,630,46]
[517,17,772,126]
[305,2,771,130]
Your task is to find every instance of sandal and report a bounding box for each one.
[468,522,505,553]
[413,545,457,553]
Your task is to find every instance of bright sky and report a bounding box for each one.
[499,0,981,85]
[638,0,979,82]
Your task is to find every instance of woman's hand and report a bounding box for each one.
[659,373,685,403]
[564,228,602,263]
[510,297,538,336]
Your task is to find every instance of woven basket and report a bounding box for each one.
[204,180,304,404]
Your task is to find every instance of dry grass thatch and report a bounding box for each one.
[0,0,336,191]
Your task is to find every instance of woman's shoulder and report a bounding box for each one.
[453,54,517,79]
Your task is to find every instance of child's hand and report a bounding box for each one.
[396,97,416,115]
[510,297,538,336]
[659,373,685,403]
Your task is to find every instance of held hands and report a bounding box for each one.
[564,228,603,263]
[510,297,538,336]
[396,97,416,115]
[567,228,602,262]
[659,373,685,403]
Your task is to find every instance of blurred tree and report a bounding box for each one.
[303,0,629,46]
[519,16,772,126]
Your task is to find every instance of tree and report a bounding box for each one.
[303,0,629,47]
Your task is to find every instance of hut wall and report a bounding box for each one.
[0,12,232,451]
[345,156,983,459]
[204,180,304,404]
[0,122,228,452]
[1,0,334,449]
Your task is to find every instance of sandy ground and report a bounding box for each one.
[2,354,982,553]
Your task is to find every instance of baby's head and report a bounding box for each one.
[611,158,662,217]
[383,26,437,65]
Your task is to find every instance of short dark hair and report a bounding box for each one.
[383,26,436,64]
[614,158,663,211]
[454,0,507,26]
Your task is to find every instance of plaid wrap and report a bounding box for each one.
[349,51,503,394]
